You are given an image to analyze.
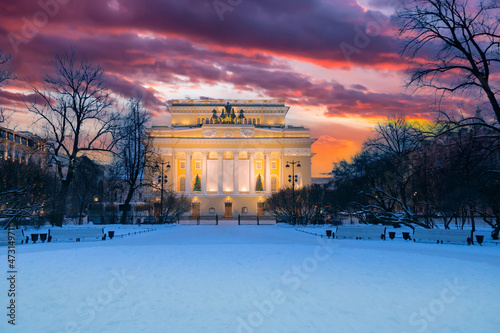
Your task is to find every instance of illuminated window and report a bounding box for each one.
[271,176,278,192]
[195,161,201,169]
[242,207,248,213]
[179,177,186,192]
[256,161,262,169]
[209,207,215,214]
[271,161,277,169]
[180,161,186,169]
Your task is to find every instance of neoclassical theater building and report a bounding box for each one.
[146,99,316,218]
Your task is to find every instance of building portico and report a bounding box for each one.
[147,99,316,219]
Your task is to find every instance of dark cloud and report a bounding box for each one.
[0,0,454,120]
[351,84,368,91]
[0,0,400,67]
[367,0,403,9]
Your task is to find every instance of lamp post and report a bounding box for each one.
[155,161,171,218]
[286,160,301,225]
[47,156,59,224]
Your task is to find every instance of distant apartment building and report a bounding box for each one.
[0,126,49,165]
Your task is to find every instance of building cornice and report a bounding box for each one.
[152,137,315,146]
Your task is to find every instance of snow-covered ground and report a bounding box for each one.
[1,224,499,333]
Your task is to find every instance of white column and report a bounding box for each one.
[201,152,207,194]
[265,152,271,194]
[173,152,177,192]
[250,151,255,194]
[218,152,223,195]
[234,152,239,195]
[186,152,192,195]
[280,153,284,192]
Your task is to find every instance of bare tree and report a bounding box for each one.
[69,156,103,225]
[263,188,295,223]
[264,186,327,225]
[27,49,120,226]
[156,190,191,223]
[0,158,52,229]
[115,98,155,224]
[330,117,430,229]
[397,0,500,127]
[0,49,14,123]
[296,185,327,225]
[363,116,424,221]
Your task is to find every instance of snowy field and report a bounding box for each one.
[1,224,499,333]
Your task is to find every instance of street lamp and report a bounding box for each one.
[47,156,59,224]
[155,161,171,218]
[286,160,301,225]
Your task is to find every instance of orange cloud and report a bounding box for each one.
[311,135,361,177]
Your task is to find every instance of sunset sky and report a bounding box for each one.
[0,0,478,176]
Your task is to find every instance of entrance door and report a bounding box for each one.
[192,203,200,218]
[225,202,232,218]
[257,202,264,217]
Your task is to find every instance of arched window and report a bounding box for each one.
[257,118,260,125]
[179,176,186,192]
[206,118,209,124]
[252,118,256,125]
[210,118,214,124]
[271,176,278,192]
[244,118,247,124]
[209,207,215,214]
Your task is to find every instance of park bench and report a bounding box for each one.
[48,227,106,242]
[0,229,28,246]
[335,225,386,240]
[412,228,471,244]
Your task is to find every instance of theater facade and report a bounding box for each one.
[146,99,316,218]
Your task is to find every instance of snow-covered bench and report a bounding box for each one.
[48,227,106,242]
[0,229,28,246]
[336,225,386,240]
[412,228,471,244]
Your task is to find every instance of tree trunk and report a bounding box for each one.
[120,187,135,224]
[492,221,500,240]
[477,77,500,126]
[54,180,71,227]
[470,207,476,245]
[78,200,85,225]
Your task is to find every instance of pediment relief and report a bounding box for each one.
[202,128,218,138]
[239,128,255,138]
